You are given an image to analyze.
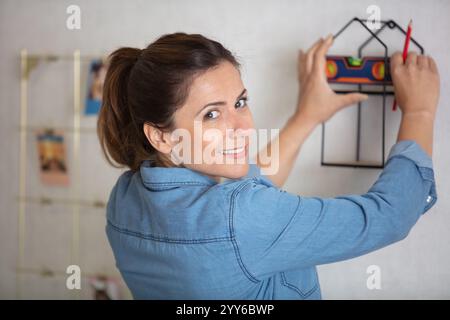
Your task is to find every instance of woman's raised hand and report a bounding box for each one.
[295,35,368,125]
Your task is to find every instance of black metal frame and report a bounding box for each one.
[321,17,424,169]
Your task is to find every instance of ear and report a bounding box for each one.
[143,123,173,154]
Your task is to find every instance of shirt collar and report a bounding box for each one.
[139,161,261,190]
[139,160,218,189]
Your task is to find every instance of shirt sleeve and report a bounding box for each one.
[232,140,437,280]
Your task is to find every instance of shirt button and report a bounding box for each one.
[426,195,433,203]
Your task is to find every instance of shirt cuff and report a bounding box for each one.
[387,140,437,212]
[387,140,433,169]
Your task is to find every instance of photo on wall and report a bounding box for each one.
[84,58,107,116]
[35,129,70,186]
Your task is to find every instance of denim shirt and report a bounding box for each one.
[106,140,437,299]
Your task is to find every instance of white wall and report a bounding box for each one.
[1,0,449,299]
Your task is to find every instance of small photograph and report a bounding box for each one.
[35,129,69,186]
[88,275,122,300]
[84,58,107,115]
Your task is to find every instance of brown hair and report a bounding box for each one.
[97,32,241,171]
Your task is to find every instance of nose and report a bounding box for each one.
[226,111,252,140]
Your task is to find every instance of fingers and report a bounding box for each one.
[298,49,305,60]
[313,34,334,74]
[405,52,417,66]
[301,34,334,77]
[306,38,323,56]
[392,51,436,72]
[411,54,438,74]
[298,50,307,82]
[417,55,429,68]
[337,92,369,109]
[428,56,439,75]
[305,37,323,74]
[390,51,403,69]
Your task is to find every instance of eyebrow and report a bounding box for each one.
[195,88,247,117]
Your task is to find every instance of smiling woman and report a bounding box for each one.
[97,33,244,174]
[98,32,439,299]
[160,60,254,180]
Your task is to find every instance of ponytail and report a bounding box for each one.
[97,47,149,171]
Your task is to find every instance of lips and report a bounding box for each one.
[220,144,248,159]
[221,146,246,155]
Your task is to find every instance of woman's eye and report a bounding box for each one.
[203,97,248,120]
[235,97,249,109]
[204,110,220,120]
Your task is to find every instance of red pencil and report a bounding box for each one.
[393,19,413,111]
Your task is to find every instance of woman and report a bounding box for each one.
[98,32,439,299]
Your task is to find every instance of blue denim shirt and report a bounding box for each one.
[106,140,437,299]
